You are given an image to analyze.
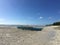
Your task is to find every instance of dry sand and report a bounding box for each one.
[0,26,60,45]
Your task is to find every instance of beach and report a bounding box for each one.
[0,26,60,45]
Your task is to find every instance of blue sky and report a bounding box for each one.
[0,0,60,25]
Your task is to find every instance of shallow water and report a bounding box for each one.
[17,26,43,31]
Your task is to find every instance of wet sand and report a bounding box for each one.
[0,26,60,45]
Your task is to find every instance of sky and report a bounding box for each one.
[0,0,60,25]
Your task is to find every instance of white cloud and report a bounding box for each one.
[48,17,52,19]
[39,16,43,19]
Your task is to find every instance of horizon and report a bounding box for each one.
[0,0,60,25]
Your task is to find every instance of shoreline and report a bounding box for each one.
[0,25,60,45]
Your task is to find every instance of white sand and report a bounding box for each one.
[0,26,60,45]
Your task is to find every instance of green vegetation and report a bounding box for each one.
[53,21,60,25]
[45,21,60,26]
